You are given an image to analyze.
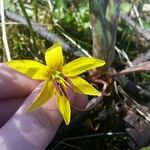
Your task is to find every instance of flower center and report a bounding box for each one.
[52,71,62,80]
[52,71,69,88]
[52,71,75,101]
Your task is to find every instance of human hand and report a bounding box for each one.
[0,64,88,150]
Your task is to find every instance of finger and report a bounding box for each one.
[0,83,88,149]
[0,63,40,99]
[73,93,89,109]
[0,97,25,127]
[0,94,88,127]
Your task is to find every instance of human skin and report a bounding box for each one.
[0,64,88,150]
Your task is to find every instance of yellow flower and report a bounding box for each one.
[6,43,105,125]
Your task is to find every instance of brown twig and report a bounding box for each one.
[51,132,126,150]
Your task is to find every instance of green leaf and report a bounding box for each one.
[120,2,132,13]
[4,0,15,11]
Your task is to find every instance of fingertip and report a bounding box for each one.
[73,93,89,109]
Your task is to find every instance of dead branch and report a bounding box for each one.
[132,49,150,65]
[117,76,150,104]
[4,10,85,57]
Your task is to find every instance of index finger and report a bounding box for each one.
[0,63,40,99]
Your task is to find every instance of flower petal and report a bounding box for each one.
[62,57,105,77]
[70,76,101,96]
[57,94,71,125]
[45,43,64,70]
[27,80,54,112]
[6,60,49,80]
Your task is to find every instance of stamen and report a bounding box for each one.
[52,72,75,102]
[58,77,69,88]
[52,71,62,80]
[53,78,68,97]
[58,83,67,97]
[53,79,60,93]
[60,77,70,87]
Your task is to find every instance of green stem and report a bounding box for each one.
[89,0,120,72]
[18,0,37,56]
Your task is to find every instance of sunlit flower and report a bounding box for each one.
[6,43,105,125]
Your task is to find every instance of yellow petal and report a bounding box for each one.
[27,80,54,112]
[70,76,101,96]
[6,60,49,80]
[45,43,64,70]
[62,57,105,77]
[57,94,71,125]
